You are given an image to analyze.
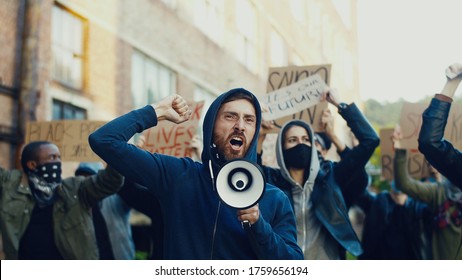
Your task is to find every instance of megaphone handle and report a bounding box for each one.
[241,220,251,230]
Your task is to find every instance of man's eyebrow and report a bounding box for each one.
[222,111,255,118]
[222,110,238,115]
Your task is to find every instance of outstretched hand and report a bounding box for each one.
[321,87,341,108]
[392,124,402,149]
[151,94,192,124]
[441,63,462,98]
[320,108,334,136]
[445,63,462,80]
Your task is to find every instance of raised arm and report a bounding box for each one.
[324,88,379,169]
[320,107,346,153]
[88,95,192,192]
[393,130,439,207]
[77,165,124,207]
[418,63,462,189]
[324,88,380,204]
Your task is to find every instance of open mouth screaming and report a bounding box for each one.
[229,136,244,151]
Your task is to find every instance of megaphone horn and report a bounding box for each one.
[228,168,253,191]
[216,159,265,209]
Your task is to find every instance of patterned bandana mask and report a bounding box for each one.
[28,162,62,208]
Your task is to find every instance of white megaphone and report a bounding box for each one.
[215,159,266,210]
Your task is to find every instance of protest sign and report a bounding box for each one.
[445,102,462,149]
[261,74,328,121]
[263,64,331,132]
[25,120,106,161]
[399,102,462,150]
[380,128,431,181]
[142,101,204,158]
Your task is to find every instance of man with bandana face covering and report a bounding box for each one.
[257,88,380,259]
[0,141,124,259]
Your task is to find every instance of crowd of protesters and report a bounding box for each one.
[1,63,461,260]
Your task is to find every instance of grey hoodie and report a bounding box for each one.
[275,120,339,259]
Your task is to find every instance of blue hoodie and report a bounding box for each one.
[89,88,303,260]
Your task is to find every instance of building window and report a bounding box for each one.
[290,0,306,24]
[331,0,352,30]
[292,52,304,66]
[194,0,225,46]
[51,5,85,90]
[161,0,177,10]
[321,14,333,58]
[343,50,354,90]
[52,99,86,120]
[194,85,216,134]
[234,0,258,74]
[131,51,177,109]
[269,29,288,67]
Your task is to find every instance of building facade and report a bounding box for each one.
[0,0,360,172]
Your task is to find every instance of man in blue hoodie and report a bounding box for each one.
[89,88,303,260]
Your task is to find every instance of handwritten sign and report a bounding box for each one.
[263,64,331,132]
[380,128,431,181]
[25,120,106,161]
[142,101,204,158]
[261,74,328,121]
[399,102,462,150]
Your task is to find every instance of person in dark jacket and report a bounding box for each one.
[395,128,462,260]
[89,89,303,260]
[75,162,136,260]
[257,89,380,259]
[117,179,164,259]
[356,180,433,260]
[0,141,124,259]
[418,62,462,190]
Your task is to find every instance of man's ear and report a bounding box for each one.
[26,160,37,171]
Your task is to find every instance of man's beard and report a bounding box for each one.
[213,132,247,162]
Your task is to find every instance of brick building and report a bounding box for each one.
[0,0,360,172]
[0,0,361,259]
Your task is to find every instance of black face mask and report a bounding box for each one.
[28,162,62,207]
[283,144,312,170]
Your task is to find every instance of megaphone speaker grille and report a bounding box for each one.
[228,168,252,191]
[216,159,265,209]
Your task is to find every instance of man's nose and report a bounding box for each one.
[234,118,245,131]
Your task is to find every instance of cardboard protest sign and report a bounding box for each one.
[25,120,106,161]
[445,102,462,149]
[264,64,331,132]
[380,128,431,181]
[142,101,204,158]
[399,102,462,150]
[261,74,328,121]
[398,103,427,150]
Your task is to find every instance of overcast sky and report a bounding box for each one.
[357,0,462,103]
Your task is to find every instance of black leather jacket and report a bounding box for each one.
[418,97,462,189]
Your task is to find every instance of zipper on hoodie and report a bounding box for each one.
[210,201,221,260]
[209,160,220,260]
[301,185,307,251]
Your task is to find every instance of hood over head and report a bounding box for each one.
[201,88,262,176]
[276,120,320,188]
